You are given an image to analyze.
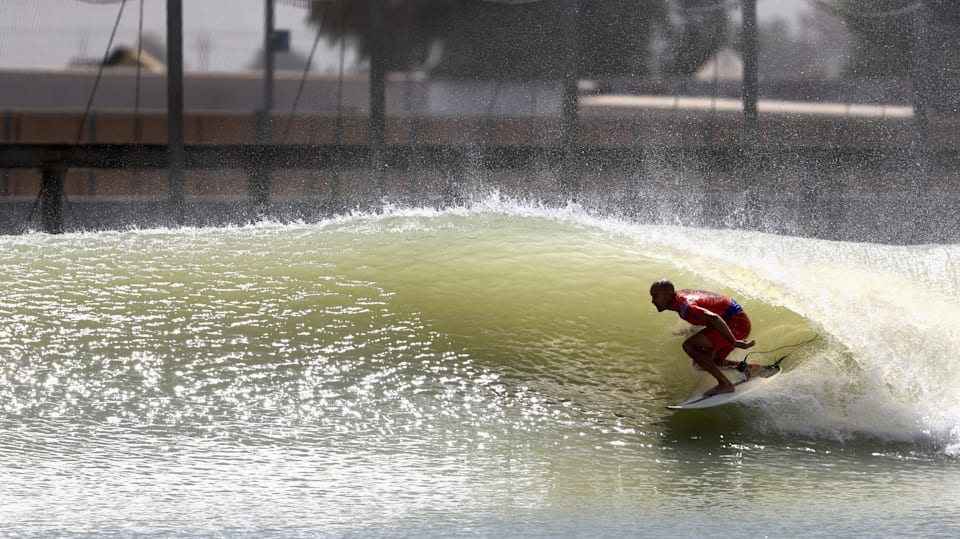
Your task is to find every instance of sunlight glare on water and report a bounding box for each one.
[1,200,958,536]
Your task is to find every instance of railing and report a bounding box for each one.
[2,139,956,237]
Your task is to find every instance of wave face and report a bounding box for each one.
[1,196,958,535]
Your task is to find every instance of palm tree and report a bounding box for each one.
[814,0,960,114]
[307,0,730,82]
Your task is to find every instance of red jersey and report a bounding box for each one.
[671,289,744,326]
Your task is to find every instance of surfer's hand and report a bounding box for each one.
[734,339,757,349]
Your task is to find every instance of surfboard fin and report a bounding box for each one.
[739,354,791,377]
[772,354,791,368]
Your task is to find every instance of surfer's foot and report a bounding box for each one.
[717,359,765,378]
[704,383,735,397]
[743,363,765,378]
[716,358,741,370]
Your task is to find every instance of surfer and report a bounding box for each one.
[650,279,760,396]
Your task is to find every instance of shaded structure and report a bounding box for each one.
[0,0,955,245]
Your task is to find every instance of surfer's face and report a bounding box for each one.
[650,288,673,312]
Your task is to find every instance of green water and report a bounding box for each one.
[1,200,958,537]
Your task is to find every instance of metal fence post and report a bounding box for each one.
[741,0,760,226]
[368,0,386,204]
[40,164,65,234]
[2,110,10,197]
[167,0,185,225]
[251,0,276,218]
[559,0,581,201]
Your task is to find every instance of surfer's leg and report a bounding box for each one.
[715,358,764,376]
[709,316,762,377]
[683,331,735,396]
[716,358,740,369]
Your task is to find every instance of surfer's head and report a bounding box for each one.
[649,279,676,312]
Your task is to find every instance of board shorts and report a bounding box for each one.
[704,312,751,360]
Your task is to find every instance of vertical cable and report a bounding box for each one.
[74,0,128,146]
[280,3,327,144]
[134,0,144,143]
[22,0,129,233]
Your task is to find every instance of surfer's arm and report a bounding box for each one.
[702,310,756,349]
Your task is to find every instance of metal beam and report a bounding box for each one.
[262,0,275,134]
[2,143,949,171]
[908,2,932,242]
[2,110,10,196]
[40,164,65,234]
[559,0,581,201]
[167,0,185,225]
[741,0,759,146]
[250,0,276,217]
[368,0,386,201]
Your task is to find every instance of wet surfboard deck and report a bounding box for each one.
[666,365,781,410]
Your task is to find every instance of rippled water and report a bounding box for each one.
[1,200,958,537]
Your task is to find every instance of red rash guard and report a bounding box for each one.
[671,289,750,359]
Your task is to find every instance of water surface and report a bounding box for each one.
[2,198,958,537]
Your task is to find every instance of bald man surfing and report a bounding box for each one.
[650,279,761,396]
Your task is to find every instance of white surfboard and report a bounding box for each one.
[666,365,781,410]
